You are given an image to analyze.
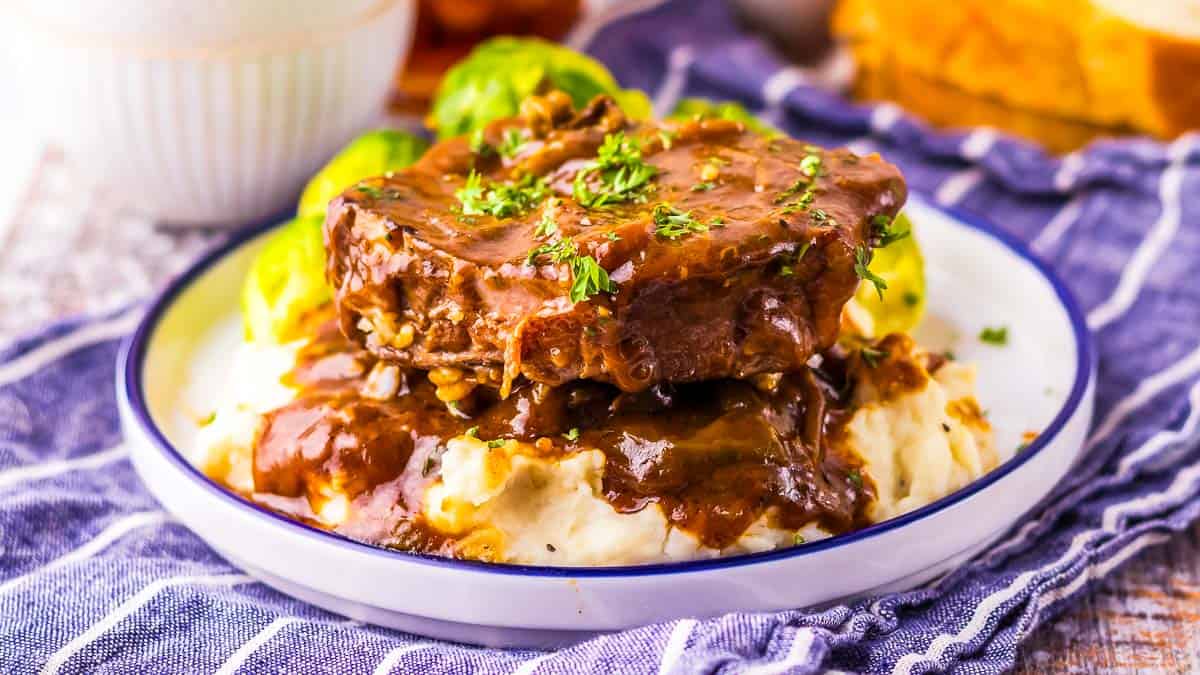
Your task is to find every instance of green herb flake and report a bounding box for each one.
[572,132,658,208]
[534,198,559,239]
[563,427,581,441]
[605,231,621,241]
[854,246,888,300]
[658,129,677,150]
[778,264,794,277]
[691,181,715,192]
[456,171,548,219]
[469,129,494,157]
[709,216,726,228]
[870,213,910,248]
[198,411,216,427]
[902,291,921,307]
[774,178,810,205]
[979,326,1009,346]
[861,346,886,368]
[652,203,708,240]
[355,183,385,199]
[487,439,506,448]
[1017,442,1031,452]
[793,532,806,545]
[799,153,823,178]
[847,469,864,488]
[422,456,436,476]
[465,426,479,438]
[796,240,812,260]
[498,128,526,158]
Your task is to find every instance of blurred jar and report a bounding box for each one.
[393,0,581,109]
[6,0,417,227]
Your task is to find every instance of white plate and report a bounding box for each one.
[117,195,1095,648]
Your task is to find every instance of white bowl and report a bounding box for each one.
[5,0,416,226]
[117,195,1095,648]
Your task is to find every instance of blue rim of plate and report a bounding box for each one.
[119,195,1095,578]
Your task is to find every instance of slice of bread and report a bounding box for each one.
[833,0,1200,140]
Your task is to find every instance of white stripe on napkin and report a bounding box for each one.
[372,642,435,675]
[0,306,142,386]
[742,627,818,675]
[1087,340,1200,450]
[651,45,695,119]
[1087,134,1196,330]
[214,616,301,675]
[510,652,554,675]
[40,573,255,675]
[0,511,171,595]
[1031,194,1085,254]
[0,443,129,491]
[656,618,697,675]
[934,167,985,208]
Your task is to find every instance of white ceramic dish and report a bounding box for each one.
[117,195,1094,648]
[6,0,416,226]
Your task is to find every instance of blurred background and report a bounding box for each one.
[0,0,1196,331]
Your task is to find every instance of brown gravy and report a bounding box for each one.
[238,308,875,560]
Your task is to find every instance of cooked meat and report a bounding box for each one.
[325,94,906,393]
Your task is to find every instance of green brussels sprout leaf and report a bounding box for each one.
[241,216,329,343]
[431,36,651,138]
[245,129,429,343]
[297,129,429,219]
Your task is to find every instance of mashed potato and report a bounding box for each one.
[193,320,996,565]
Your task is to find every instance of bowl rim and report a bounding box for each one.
[118,195,1095,578]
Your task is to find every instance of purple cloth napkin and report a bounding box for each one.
[3,1,1200,672]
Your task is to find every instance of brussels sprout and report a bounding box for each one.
[669,98,781,137]
[241,216,328,343]
[245,129,428,343]
[297,129,430,219]
[430,37,651,139]
[853,213,927,336]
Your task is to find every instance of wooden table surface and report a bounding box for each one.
[5,147,1197,675]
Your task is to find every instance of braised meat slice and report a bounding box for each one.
[325,94,906,393]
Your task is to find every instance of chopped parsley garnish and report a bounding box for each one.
[796,240,812,260]
[709,216,726,228]
[534,198,559,238]
[563,427,580,441]
[811,208,830,223]
[861,346,886,368]
[854,246,888,300]
[691,181,715,192]
[870,214,909,248]
[487,439,506,448]
[469,129,493,157]
[799,153,823,178]
[605,231,621,241]
[465,426,479,438]
[778,265,794,277]
[847,469,864,488]
[793,533,806,545]
[198,411,216,427]
[422,456,436,476]
[1017,442,1031,452]
[355,183,385,199]
[979,325,1009,346]
[572,132,658,208]
[498,128,526,158]
[652,203,708,240]
[774,178,811,204]
[658,129,676,150]
[456,171,547,219]
[779,189,815,214]
[903,291,921,307]
[525,237,615,303]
